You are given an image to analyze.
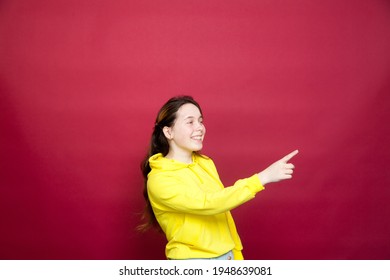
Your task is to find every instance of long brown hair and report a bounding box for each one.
[138,95,203,232]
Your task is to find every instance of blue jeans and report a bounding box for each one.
[184,250,234,260]
[212,250,234,260]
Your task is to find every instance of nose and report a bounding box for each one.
[196,121,205,132]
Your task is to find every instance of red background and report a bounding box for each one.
[1,0,390,260]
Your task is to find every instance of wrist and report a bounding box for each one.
[258,171,269,186]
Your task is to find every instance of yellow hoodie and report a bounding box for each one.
[147,153,265,260]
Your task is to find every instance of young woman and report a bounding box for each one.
[140,96,298,260]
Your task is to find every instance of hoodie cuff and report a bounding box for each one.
[246,174,265,194]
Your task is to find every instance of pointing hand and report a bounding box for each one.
[258,150,299,185]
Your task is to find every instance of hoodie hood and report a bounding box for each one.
[148,153,214,185]
[149,153,198,172]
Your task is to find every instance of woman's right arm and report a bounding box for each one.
[147,173,263,216]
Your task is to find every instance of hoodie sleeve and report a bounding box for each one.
[147,171,265,216]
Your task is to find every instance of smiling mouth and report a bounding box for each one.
[191,136,203,140]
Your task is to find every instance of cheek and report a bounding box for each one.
[174,126,191,140]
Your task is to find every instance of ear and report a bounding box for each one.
[162,126,173,140]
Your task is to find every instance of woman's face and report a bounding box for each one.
[164,103,206,157]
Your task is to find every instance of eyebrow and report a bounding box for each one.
[184,115,203,120]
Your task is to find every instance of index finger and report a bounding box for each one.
[282,149,299,162]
